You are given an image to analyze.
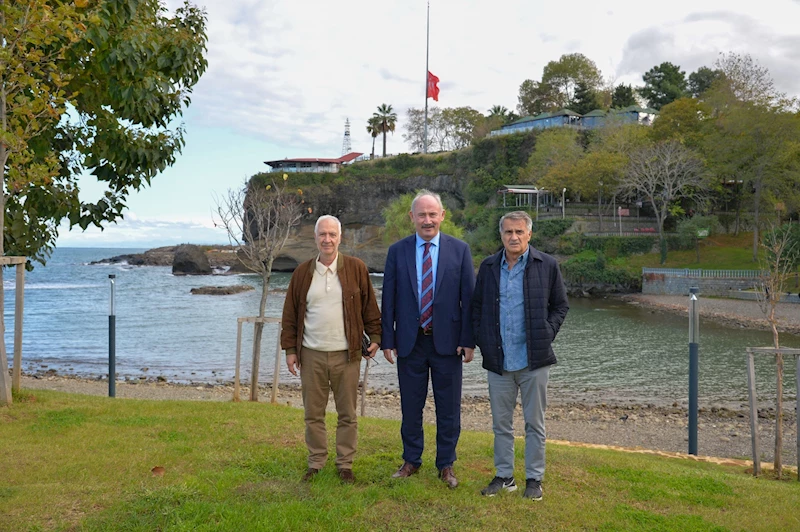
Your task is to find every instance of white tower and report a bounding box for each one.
[341,118,352,155]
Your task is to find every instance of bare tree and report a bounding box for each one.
[617,141,707,264]
[755,224,800,479]
[215,174,303,399]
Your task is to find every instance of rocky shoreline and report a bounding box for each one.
[18,371,798,468]
[620,293,800,336]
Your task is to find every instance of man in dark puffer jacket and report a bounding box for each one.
[470,210,569,501]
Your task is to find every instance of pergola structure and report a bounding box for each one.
[497,185,554,209]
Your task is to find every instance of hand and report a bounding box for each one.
[286,354,300,376]
[367,342,379,358]
[383,348,396,364]
[459,346,474,363]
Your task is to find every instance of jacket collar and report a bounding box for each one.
[488,245,543,287]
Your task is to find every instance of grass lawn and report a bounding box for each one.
[3,389,800,531]
[622,232,769,273]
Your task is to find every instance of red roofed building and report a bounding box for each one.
[264,151,363,174]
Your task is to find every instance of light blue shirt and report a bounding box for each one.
[500,247,529,372]
[415,232,440,309]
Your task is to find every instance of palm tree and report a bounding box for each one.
[488,105,509,119]
[366,116,381,160]
[372,104,397,157]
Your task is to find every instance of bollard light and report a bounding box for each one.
[688,287,699,455]
[109,274,116,398]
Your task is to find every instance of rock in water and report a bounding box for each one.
[190,285,254,295]
[172,244,212,275]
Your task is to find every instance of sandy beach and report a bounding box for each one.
[14,294,800,469]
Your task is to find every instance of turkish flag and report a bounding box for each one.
[427,71,440,101]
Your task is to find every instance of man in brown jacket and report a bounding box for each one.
[281,215,381,484]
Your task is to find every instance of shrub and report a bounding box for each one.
[580,235,656,256]
[561,250,639,287]
[531,218,574,238]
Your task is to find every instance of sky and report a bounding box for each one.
[57,0,800,248]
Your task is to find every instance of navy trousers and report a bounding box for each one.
[397,330,463,470]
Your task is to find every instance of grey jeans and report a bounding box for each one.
[487,365,550,480]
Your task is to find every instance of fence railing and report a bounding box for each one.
[642,268,763,278]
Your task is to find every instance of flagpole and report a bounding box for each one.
[423,0,430,154]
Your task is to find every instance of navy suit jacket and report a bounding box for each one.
[382,233,475,358]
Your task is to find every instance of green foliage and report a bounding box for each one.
[531,218,574,238]
[580,235,657,257]
[463,206,503,261]
[568,81,602,115]
[373,104,398,157]
[2,0,209,265]
[650,98,712,149]
[381,193,464,243]
[677,215,721,239]
[665,234,698,252]
[541,53,604,109]
[388,153,416,171]
[688,66,724,98]
[612,84,638,108]
[761,222,800,272]
[517,79,561,117]
[638,62,688,110]
[561,250,639,287]
[522,128,582,187]
[465,169,501,205]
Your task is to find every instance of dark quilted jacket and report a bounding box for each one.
[470,247,569,375]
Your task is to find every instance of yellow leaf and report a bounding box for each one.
[283,173,288,181]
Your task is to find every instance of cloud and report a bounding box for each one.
[617,10,800,95]
[58,216,229,248]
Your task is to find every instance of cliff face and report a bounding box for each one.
[298,173,468,225]
[267,173,469,271]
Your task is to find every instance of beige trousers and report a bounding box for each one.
[299,346,361,470]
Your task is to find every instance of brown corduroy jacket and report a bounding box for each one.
[281,253,381,361]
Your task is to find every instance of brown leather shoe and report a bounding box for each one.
[439,466,458,488]
[338,469,355,484]
[302,468,319,482]
[391,462,420,478]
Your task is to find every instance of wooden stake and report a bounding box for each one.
[12,263,24,393]
[746,350,761,477]
[271,329,281,404]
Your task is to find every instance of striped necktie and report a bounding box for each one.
[420,242,433,331]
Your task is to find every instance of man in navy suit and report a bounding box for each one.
[382,189,475,488]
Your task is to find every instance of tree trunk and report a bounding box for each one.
[382,131,387,157]
[733,182,742,236]
[371,136,375,160]
[249,267,272,401]
[0,91,12,404]
[752,179,762,262]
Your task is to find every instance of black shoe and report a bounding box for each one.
[523,479,543,501]
[480,476,517,496]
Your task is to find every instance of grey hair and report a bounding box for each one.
[499,211,533,233]
[314,214,342,235]
[410,189,444,212]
